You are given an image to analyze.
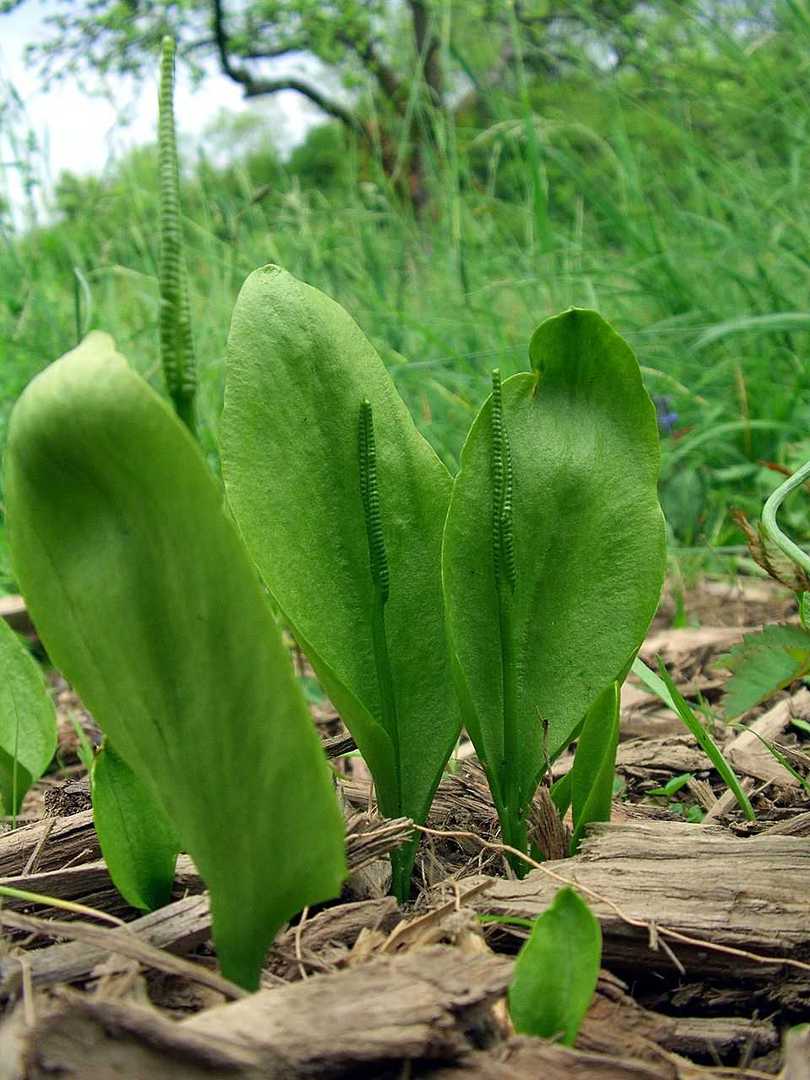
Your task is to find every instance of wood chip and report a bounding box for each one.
[0,893,213,995]
[445,820,810,991]
[0,946,778,1079]
[725,688,810,786]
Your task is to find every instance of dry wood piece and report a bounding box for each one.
[0,594,33,635]
[0,995,261,1080]
[0,905,243,1001]
[725,688,810,786]
[0,894,212,995]
[429,1035,771,1080]
[0,810,97,877]
[268,896,401,979]
[0,815,412,994]
[446,820,810,990]
[702,777,755,824]
[0,946,512,1078]
[640,626,753,664]
[582,972,777,1062]
[616,734,713,776]
[0,811,410,913]
[0,945,779,1080]
[763,810,810,836]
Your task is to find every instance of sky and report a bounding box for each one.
[0,1,318,217]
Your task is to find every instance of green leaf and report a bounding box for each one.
[92,742,179,912]
[222,266,460,898]
[508,886,602,1046]
[4,332,346,989]
[0,616,56,815]
[647,772,693,798]
[549,770,572,816]
[631,656,756,822]
[443,309,665,853]
[569,682,620,853]
[720,624,810,718]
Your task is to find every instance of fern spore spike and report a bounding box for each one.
[359,399,390,601]
[358,399,406,894]
[159,35,197,433]
[491,370,516,593]
[490,370,522,864]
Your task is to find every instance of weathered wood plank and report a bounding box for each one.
[0,810,97,877]
[449,820,810,988]
[0,947,777,1080]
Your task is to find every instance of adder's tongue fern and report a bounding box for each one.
[159,36,197,434]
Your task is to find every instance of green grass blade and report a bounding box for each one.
[631,656,756,821]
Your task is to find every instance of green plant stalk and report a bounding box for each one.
[490,370,525,866]
[760,458,810,578]
[359,400,407,898]
[158,36,196,433]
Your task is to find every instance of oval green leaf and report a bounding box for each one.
[4,332,346,989]
[443,309,665,845]
[92,742,179,912]
[0,616,56,815]
[508,886,602,1045]
[222,267,460,895]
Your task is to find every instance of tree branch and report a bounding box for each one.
[337,31,402,105]
[210,0,364,133]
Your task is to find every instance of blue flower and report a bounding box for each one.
[654,395,678,436]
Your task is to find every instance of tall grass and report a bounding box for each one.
[1,2,810,592]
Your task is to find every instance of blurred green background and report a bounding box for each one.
[2,0,810,594]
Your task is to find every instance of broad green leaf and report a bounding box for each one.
[4,332,346,989]
[569,682,620,853]
[92,742,179,912]
[222,266,460,897]
[443,309,665,852]
[720,624,810,718]
[508,886,602,1046]
[631,656,756,822]
[0,616,56,815]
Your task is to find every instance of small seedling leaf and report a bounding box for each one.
[647,772,694,798]
[508,886,602,1045]
[0,617,56,815]
[569,681,620,853]
[92,742,179,912]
